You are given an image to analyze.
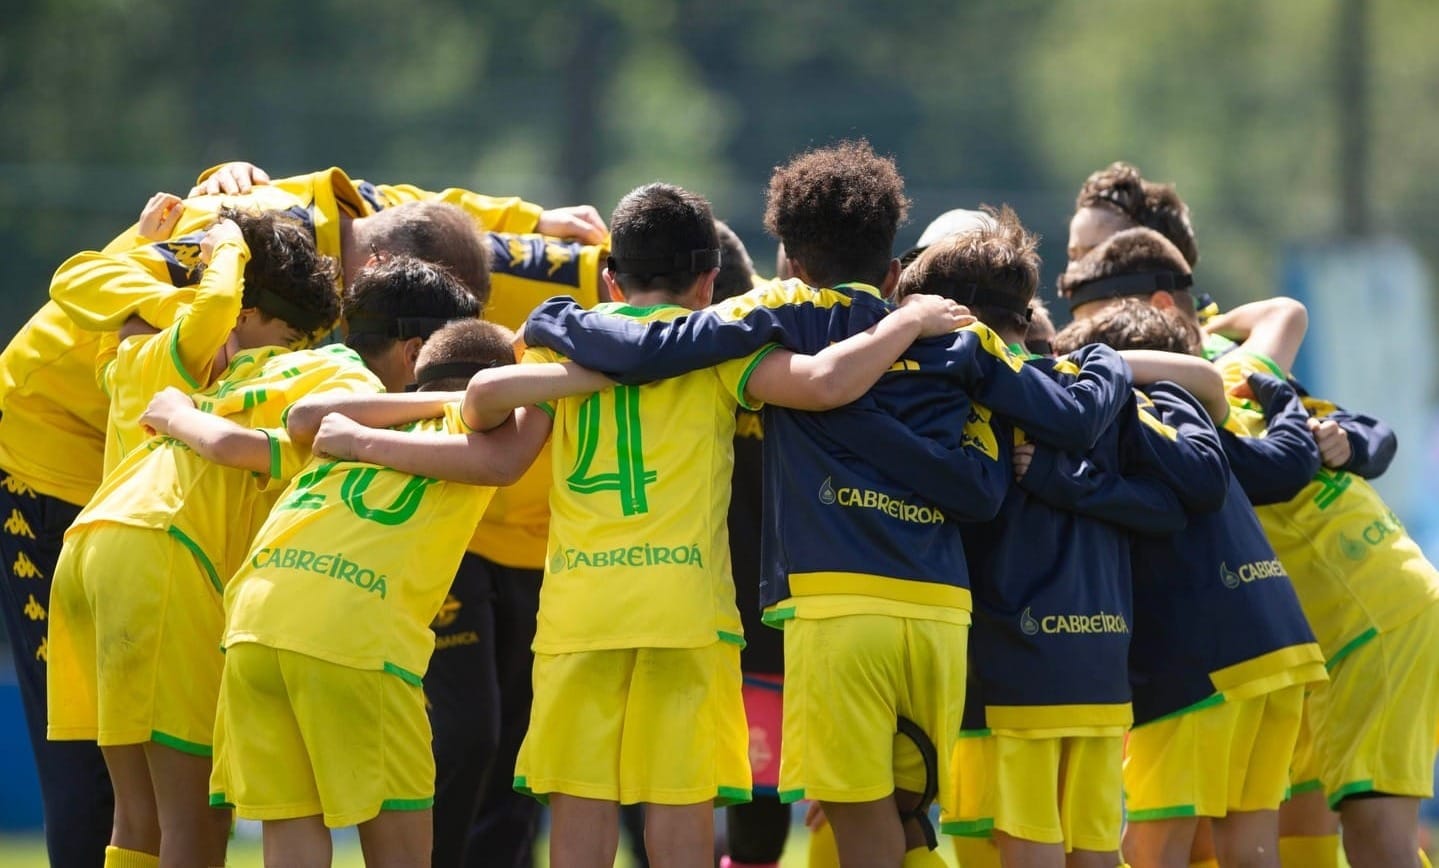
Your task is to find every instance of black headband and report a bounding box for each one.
[345,314,455,340]
[404,359,505,391]
[1065,271,1193,311]
[607,248,720,275]
[945,282,1033,321]
[250,289,323,335]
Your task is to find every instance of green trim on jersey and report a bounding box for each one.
[167,526,222,594]
[152,729,212,757]
[734,343,781,412]
[263,429,282,480]
[382,662,424,687]
[1136,691,1225,727]
[1325,627,1378,671]
[169,318,204,390]
[717,630,747,648]
[761,607,795,628]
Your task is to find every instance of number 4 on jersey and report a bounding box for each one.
[567,386,657,516]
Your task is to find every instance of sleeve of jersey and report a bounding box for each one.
[1220,376,1322,506]
[373,183,543,234]
[50,230,212,331]
[254,428,310,490]
[1313,406,1398,479]
[1018,446,1187,536]
[1122,383,1231,514]
[165,240,248,390]
[815,407,1009,522]
[958,336,1132,453]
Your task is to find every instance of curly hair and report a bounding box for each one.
[220,207,341,342]
[764,139,910,288]
[413,319,516,391]
[896,205,1039,335]
[1053,297,1201,356]
[342,255,480,358]
[1076,162,1197,266]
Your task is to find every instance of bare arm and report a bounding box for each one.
[1119,350,1228,423]
[461,362,614,433]
[745,294,972,411]
[141,389,271,473]
[1203,297,1308,374]
[286,390,466,445]
[312,405,553,486]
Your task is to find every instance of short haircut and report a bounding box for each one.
[607,183,719,295]
[764,139,910,288]
[1057,227,1192,305]
[413,319,516,392]
[365,202,492,310]
[342,255,480,358]
[1025,296,1057,355]
[1076,162,1198,266]
[714,220,756,303]
[895,205,1039,336]
[1052,297,1201,356]
[222,207,341,342]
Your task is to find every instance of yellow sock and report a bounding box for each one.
[1278,834,1339,868]
[807,821,839,868]
[902,846,947,867]
[1420,849,1433,868]
[952,835,1002,868]
[1189,861,1220,868]
[103,847,160,868]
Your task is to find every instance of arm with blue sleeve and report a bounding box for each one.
[1016,446,1188,536]
[1222,373,1322,506]
[521,281,887,384]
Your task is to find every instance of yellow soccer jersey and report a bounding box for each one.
[69,345,383,592]
[94,239,250,476]
[469,233,607,568]
[223,403,497,683]
[526,303,775,654]
[1218,349,1439,662]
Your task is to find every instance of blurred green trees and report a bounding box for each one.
[1,0,1435,333]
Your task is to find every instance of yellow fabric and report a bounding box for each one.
[67,346,382,593]
[786,571,972,614]
[1306,602,1439,806]
[945,733,997,839]
[513,642,750,805]
[1208,643,1326,704]
[901,846,947,867]
[1288,697,1323,796]
[363,179,543,235]
[95,240,251,476]
[807,821,839,868]
[984,704,1132,736]
[103,846,160,868]
[779,613,966,808]
[47,524,223,752]
[524,303,773,653]
[224,403,497,681]
[1189,861,1219,868]
[951,835,1001,868]
[210,643,433,827]
[1420,848,1433,868]
[767,593,972,626]
[467,235,605,569]
[1125,685,1305,819]
[1218,350,1439,661]
[1277,835,1339,868]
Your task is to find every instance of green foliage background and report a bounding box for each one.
[2,0,1436,334]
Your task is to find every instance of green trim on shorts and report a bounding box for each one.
[1127,804,1198,822]
[1138,692,1225,727]
[380,797,435,812]
[209,792,234,808]
[1327,779,1376,810]
[715,786,752,807]
[1325,627,1378,671]
[761,607,795,628]
[957,728,993,738]
[512,776,550,806]
[717,630,747,648]
[151,729,212,757]
[941,817,994,838]
[1289,778,1325,797]
[778,788,805,804]
[169,319,203,390]
[382,662,424,687]
[166,526,223,594]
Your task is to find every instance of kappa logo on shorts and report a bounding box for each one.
[1220,559,1287,588]
[818,476,944,525]
[1337,510,1404,562]
[1020,606,1128,635]
[431,594,461,629]
[4,509,35,539]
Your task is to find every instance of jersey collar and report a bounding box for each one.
[832,282,884,300]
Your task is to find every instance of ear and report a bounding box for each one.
[403,336,424,369]
[1150,290,1177,310]
[880,259,902,299]
[693,268,717,308]
[602,268,626,302]
[235,308,257,327]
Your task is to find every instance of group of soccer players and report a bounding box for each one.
[0,144,1435,868]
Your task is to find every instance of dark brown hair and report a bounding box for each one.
[1053,297,1202,356]
[342,255,480,358]
[1075,162,1198,266]
[896,205,1039,335]
[365,202,491,310]
[764,139,909,288]
[221,207,341,342]
[1058,227,1192,300]
[414,319,516,391]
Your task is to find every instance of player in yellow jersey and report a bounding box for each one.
[46,256,480,868]
[312,182,970,868]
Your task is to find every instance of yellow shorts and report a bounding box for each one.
[514,641,750,805]
[1308,604,1439,807]
[210,643,434,827]
[47,524,223,753]
[779,614,966,809]
[941,733,1122,852]
[1287,693,1324,800]
[1125,684,1304,820]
